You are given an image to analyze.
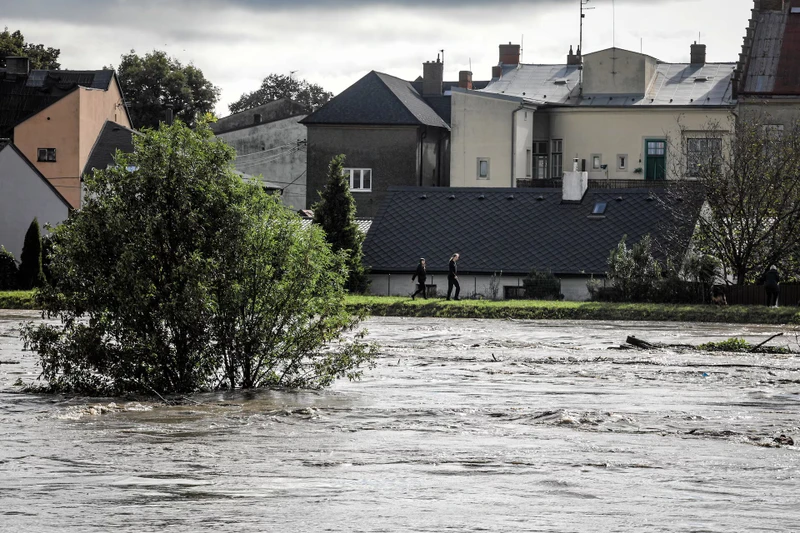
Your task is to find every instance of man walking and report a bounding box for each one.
[411,258,427,300]
[447,253,461,301]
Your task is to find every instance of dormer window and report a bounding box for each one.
[592,201,607,215]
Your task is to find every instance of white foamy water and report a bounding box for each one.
[1,311,799,532]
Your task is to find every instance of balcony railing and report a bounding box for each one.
[516,178,696,190]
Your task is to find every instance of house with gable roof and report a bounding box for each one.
[450,42,737,188]
[302,58,459,218]
[0,57,132,208]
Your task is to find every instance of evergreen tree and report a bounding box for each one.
[0,246,17,290]
[312,155,368,293]
[18,218,44,290]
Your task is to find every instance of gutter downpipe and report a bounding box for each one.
[511,105,524,188]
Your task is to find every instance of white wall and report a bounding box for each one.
[583,48,659,96]
[450,91,534,188]
[0,146,70,260]
[368,273,592,301]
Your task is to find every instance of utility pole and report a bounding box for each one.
[579,0,594,95]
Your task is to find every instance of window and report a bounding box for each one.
[686,138,722,176]
[533,141,548,179]
[591,154,602,170]
[343,168,372,191]
[551,139,563,178]
[526,149,532,177]
[592,201,607,215]
[477,158,490,179]
[617,154,628,171]
[37,148,56,162]
[645,139,666,180]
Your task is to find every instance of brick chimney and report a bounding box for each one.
[499,43,521,65]
[458,70,473,90]
[6,56,30,76]
[691,42,707,65]
[422,55,444,96]
[567,45,582,66]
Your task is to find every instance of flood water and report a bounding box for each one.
[1,310,799,532]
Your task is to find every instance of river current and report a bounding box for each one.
[1,310,798,532]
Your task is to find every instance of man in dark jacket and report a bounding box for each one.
[764,265,780,307]
[411,258,427,300]
[447,253,460,301]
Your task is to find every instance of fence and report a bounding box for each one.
[722,284,800,306]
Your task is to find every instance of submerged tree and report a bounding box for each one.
[669,113,800,284]
[17,218,44,290]
[22,120,374,395]
[312,155,368,293]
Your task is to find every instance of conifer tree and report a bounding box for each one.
[18,218,44,289]
[312,155,368,293]
[0,246,17,290]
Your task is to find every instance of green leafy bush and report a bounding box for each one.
[22,120,375,396]
[0,246,18,290]
[522,269,562,300]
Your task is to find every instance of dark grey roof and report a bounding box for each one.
[211,98,309,135]
[301,71,449,129]
[82,120,139,177]
[0,143,72,209]
[363,187,702,276]
[482,60,736,107]
[410,79,491,93]
[740,5,800,95]
[0,69,118,137]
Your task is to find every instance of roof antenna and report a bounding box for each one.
[612,0,616,49]
[580,0,595,95]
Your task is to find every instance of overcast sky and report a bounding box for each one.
[4,0,754,115]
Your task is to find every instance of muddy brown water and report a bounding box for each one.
[1,310,799,532]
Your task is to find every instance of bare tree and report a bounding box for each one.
[668,112,800,284]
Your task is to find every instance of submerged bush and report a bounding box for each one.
[22,119,375,396]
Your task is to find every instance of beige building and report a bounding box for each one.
[1,57,131,208]
[450,43,737,187]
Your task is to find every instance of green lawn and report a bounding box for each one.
[3,291,798,324]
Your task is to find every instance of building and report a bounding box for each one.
[211,99,309,210]
[0,142,70,260]
[362,173,701,301]
[0,57,132,208]
[302,59,457,218]
[450,42,737,188]
[734,0,800,124]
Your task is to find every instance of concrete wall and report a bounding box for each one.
[14,81,129,209]
[0,146,69,260]
[368,272,593,301]
[547,106,733,180]
[583,48,659,96]
[306,125,421,218]
[216,116,307,210]
[451,91,534,187]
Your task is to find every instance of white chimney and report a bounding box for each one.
[562,167,588,202]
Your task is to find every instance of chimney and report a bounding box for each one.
[562,158,588,202]
[499,43,521,65]
[691,42,707,65]
[567,45,582,66]
[6,56,30,76]
[458,70,473,90]
[492,65,503,79]
[422,54,444,96]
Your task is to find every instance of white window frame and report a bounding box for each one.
[685,138,722,177]
[617,154,628,171]
[551,139,563,178]
[477,158,490,179]
[591,153,602,170]
[343,167,372,192]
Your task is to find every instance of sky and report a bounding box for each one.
[3,0,755,116]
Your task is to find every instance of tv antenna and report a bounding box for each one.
[579,0,595,95]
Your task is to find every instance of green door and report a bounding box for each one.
[645,140,666,181]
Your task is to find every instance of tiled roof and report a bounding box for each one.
[481,61,735,107]
[301,71,449,129]
[0,69,116,137]
[741,2,800,95]
[363,187,701,275]
[82,121,139,177]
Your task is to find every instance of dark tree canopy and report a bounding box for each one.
[18,218,44,290]
[229,73,333,114]
[312,155,368,293]
[0,28,61,69]
[113,50,220,129]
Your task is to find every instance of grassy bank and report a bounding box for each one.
[345,296,800,325]
[3,291,798,324]
[0,290,36,310]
